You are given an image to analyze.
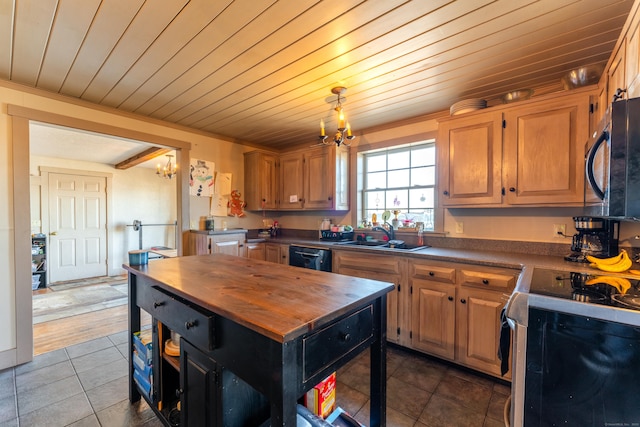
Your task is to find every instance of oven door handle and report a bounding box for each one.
[586,129,608,200]
[294,251,320,257]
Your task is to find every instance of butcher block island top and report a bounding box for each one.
[125,254,393,426]
[124,253,394,343]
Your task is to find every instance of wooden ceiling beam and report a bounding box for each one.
[115,147,171,170]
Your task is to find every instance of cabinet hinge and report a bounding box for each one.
[501,187,505,196]
[410,286,413,295]
[397,284,401,292]
[589,103,594,114]
[409,331,412,339]
[502,119,506,128]
[397,327,400,336]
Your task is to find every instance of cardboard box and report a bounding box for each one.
[304,372,336,419]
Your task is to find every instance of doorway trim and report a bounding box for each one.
[8,104,191,365]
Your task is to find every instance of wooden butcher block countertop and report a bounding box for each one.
[124,254,394,343]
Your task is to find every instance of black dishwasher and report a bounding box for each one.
[289,245,332,271]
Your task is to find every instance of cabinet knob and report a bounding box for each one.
[509,187,516,192]
[428,271,435,276]
[50,231,58,236]
[448,296,454,301]
[153,301,164,308]
[443,190,449,196]
[482,279,489,285]
[176,389,183,398]
[185,320,197,329]
[339,332,351,342]
[328,196,332,201]
[460,298,467,304]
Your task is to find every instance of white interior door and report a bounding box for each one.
[48,173,107,282]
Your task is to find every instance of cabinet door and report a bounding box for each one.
[628,21,640,98]
[456,286,509,379]
[279,153,305,209]
[244,152,278,210]
[180,339,218,427]
[304,146,334,210]
[503,94,590,205]
[265,243,288,264]
[333,251,406,345]
[608,41,627,103]
[438,111,503,206]
[211,234,244,256]
[411,279,455,360]
[245,242,265,260]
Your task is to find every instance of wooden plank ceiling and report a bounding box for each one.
[0,0,634,152]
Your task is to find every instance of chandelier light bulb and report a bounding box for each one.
[319,86,356,147]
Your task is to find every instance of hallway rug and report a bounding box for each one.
[32,284,128,324]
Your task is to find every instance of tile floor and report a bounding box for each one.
[0,333,509,426]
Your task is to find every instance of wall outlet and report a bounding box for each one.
[455,222,464,234]
[553,223,566,238]
[190,220,197,229]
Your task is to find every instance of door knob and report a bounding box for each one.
[50,232,58,236]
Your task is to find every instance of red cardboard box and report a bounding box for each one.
[304,372,336,419]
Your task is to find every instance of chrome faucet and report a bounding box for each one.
[372,224,395,242]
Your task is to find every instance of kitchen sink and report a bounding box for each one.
[336,240,429,252]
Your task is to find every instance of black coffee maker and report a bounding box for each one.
[565,216,620,262]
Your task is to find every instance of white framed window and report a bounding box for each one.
[361,140,436,230]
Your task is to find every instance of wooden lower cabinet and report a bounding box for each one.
[245,242,265,260]
[187,232,247,256]
[333,251,408,345]
[409,261,456,360]
[456,286,507,378]
[334,249,518,379]
[265,243,289,264]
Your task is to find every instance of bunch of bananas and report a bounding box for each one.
[585,275,631,294]
[587,249,633,273]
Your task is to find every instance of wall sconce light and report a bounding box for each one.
[319,86,355,147]
[156,154,177,179]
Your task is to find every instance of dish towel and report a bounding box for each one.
[497,308,511,376]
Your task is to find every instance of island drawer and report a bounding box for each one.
[136,284,215,351]
[302,304,373,381]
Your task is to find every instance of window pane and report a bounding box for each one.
[386,190,408,210]
[387,169,410,188]
[412,146,435,167]
[409,188,434,208]
[388,151,409,170]
[411,166,435,186]
[366,171,387,189]
[367,154,386,172]
[366,191,385,210]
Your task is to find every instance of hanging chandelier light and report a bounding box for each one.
[156,154,177,179]
[319,86,355,147]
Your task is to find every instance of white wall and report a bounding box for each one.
[30,155,177,276]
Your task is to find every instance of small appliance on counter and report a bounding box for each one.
[564,216,619,262]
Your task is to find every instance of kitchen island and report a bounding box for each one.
[125,254,394,427]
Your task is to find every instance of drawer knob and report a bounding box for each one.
[482,279,489,285]
[153,301,164,308]
[429,271,435,276]
[339,332,351,342]
[443,190,449,196]
[185,320,197,329]
[460,298,467,304]
[448,296,453,301]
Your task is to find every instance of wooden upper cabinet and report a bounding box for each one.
[608,40,627,102]
[279,152,305,210]
[503,93,590,205]
[438,90,592,207]
[627,14,640,98]
[244,151,278,211]
[438,111,504,206]
[245,145,348,211]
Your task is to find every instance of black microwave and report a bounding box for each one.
[585,96,640,219]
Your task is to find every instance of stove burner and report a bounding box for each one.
[611,294,640,310]
[572,289,607,303]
